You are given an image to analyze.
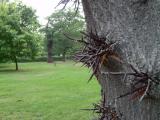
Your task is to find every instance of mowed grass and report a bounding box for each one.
[0,62,100,120]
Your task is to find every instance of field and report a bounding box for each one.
[0,62,100,120]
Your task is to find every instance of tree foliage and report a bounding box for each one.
[43,9,85,61]
[0,2,43,70]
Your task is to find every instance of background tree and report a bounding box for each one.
[43,9,85,61]
[0,2,43,70]
[45,18,54,63]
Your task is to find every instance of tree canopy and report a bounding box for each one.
[0,2,43,70]
[42,9,85,61]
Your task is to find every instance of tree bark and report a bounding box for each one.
[46,19,53,63]
[62,51,66,62]
[14,56,18,71]
[82,0,160,119]
[47,39,53,63]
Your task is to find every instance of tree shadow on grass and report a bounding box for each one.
[0,65,10,69]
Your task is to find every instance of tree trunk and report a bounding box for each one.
[82,0,160,119]
[46,20,53,63]
[47,40,53,63]
[14,56,18,71]
[62,51,66,62]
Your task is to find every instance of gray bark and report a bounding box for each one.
[82,0,160,120]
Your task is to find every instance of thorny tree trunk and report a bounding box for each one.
[82,0,160,120]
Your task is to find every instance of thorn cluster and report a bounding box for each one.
[56,0,80,13]
[81,94,122,120]
[117,64,160,101]
[74,31,121,81]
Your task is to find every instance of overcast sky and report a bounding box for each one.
[21,0,61,25]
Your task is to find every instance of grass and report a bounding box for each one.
[0,61,100,120]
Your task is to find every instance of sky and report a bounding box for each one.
[21,0,61,25]
[10,0,84,25]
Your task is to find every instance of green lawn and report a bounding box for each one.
[0,62,100,120]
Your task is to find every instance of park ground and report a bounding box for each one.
[0,61,100,120]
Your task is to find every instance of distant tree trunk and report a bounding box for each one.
[82,0,160,119]
[62,50,66,62]
[14,56,18,71]
[47,39,53,63]
[46,19,53,63]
